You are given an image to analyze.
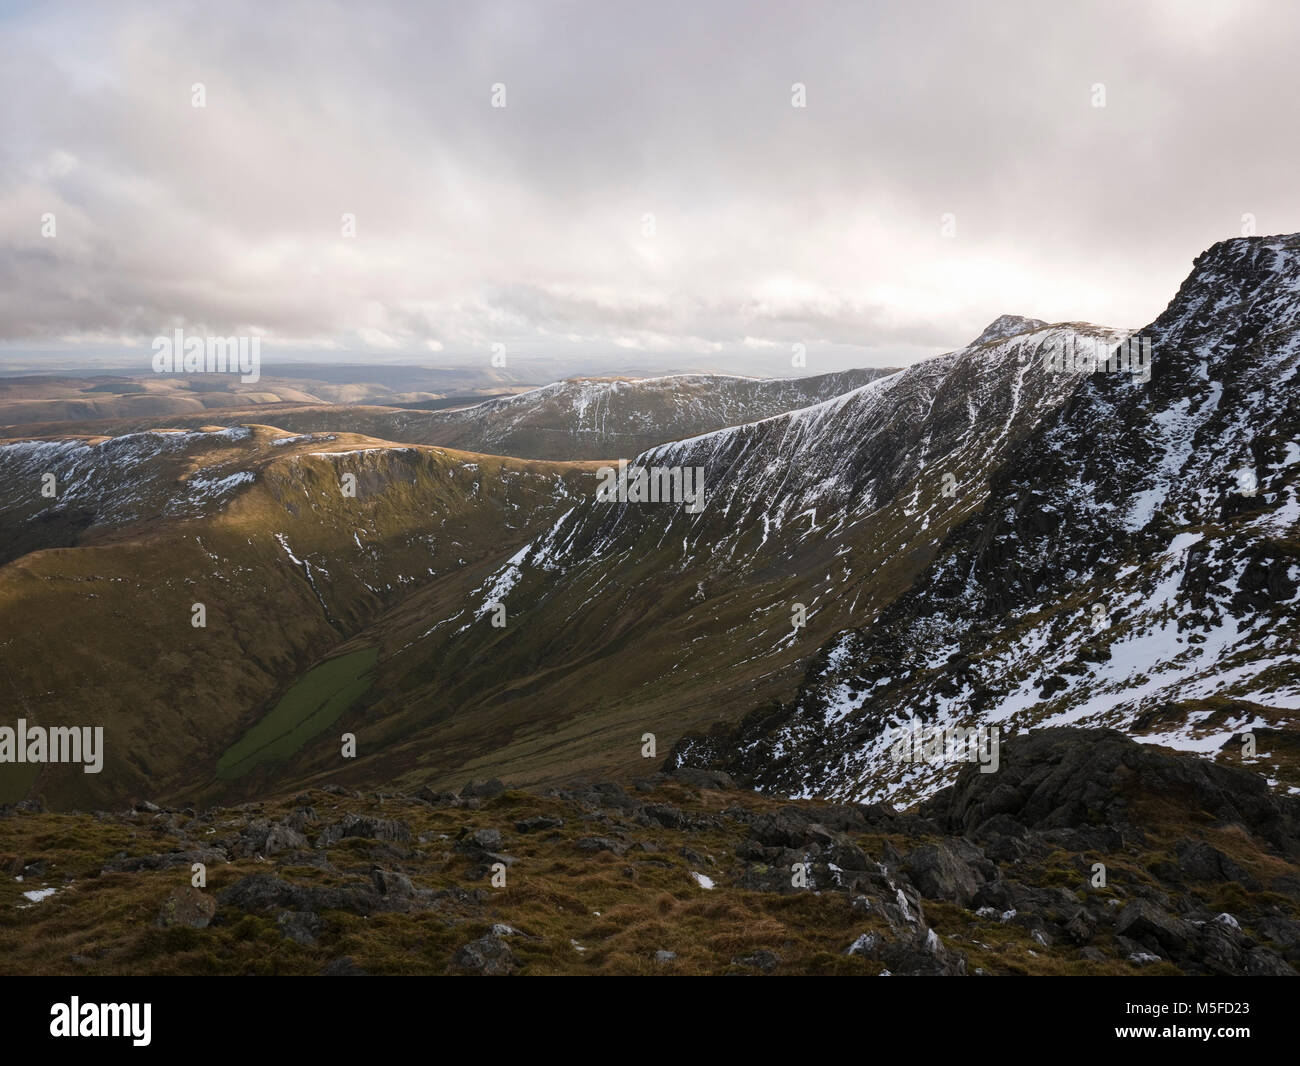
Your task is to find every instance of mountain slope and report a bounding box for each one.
[670,235,1300,806]
[406,369,898,459]
[289,316,1129,797]
[0,426,597,808]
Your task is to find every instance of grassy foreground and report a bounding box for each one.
[3,729,1299,976]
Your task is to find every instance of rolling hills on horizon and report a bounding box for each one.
[2,366,898,462]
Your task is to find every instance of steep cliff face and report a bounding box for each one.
[672,235,1300,806]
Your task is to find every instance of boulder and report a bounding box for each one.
[453,935,517,975]
[576,836,626,855]
[371,869,414,898]
[318,814,412,846]
[901,842,982,906]
[156,887,215,929]
[670,767,736,790]
[1115,900,1195,953]
[265,825,309,856]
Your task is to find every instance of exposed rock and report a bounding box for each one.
[643,803,688,829]
[318,814,412,846]
[102,846,228,874]
[1175,839,1257,887]
[901,842,982,907]
[669,767,736,790]
[415,786,462,807]
[217,873,383,916]
[1115,900,1195,953]
[514,815,564,833]
[453,934,517,975]
[1244,948,1297,976]
[372,869,415,898]
[731,949,780,973]
[576,836,626,855]
[459,827,502,852]
[277,910,322,945]
[926,729,1300,856]
[749,806,819,849]
[265,825,309,856]
[156,887,215,929]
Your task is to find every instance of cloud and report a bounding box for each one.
[0,0,1295,375]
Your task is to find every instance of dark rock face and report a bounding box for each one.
[264,825,310,857]
[1173,840,1256,887]
[102,846,228,874]
[922,728,1300,856]
[749,807,822,849]
[672,235,1300,809]
[669,768,736,791]
[1115,900,1195,953]
[667,727,1291,976]
[901,842,983,908]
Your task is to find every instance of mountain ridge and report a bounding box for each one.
[670,234,1300,805]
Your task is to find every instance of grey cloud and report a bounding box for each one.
[1,0,1297,375]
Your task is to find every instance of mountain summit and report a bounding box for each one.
[969,314,1049,347]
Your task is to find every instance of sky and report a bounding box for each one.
[2,0,1298,378]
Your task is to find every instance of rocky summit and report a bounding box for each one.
[2,729,1297,976]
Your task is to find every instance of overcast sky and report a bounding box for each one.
[2,0,1298,377]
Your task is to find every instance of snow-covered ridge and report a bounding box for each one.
[682,233,1300,805]
[0,426,259,531]
[459,319,1122,648]
[412,366,899,460]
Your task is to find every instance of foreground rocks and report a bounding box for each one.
[2,729,1298,976]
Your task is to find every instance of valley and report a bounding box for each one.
[1,237,1297,853]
